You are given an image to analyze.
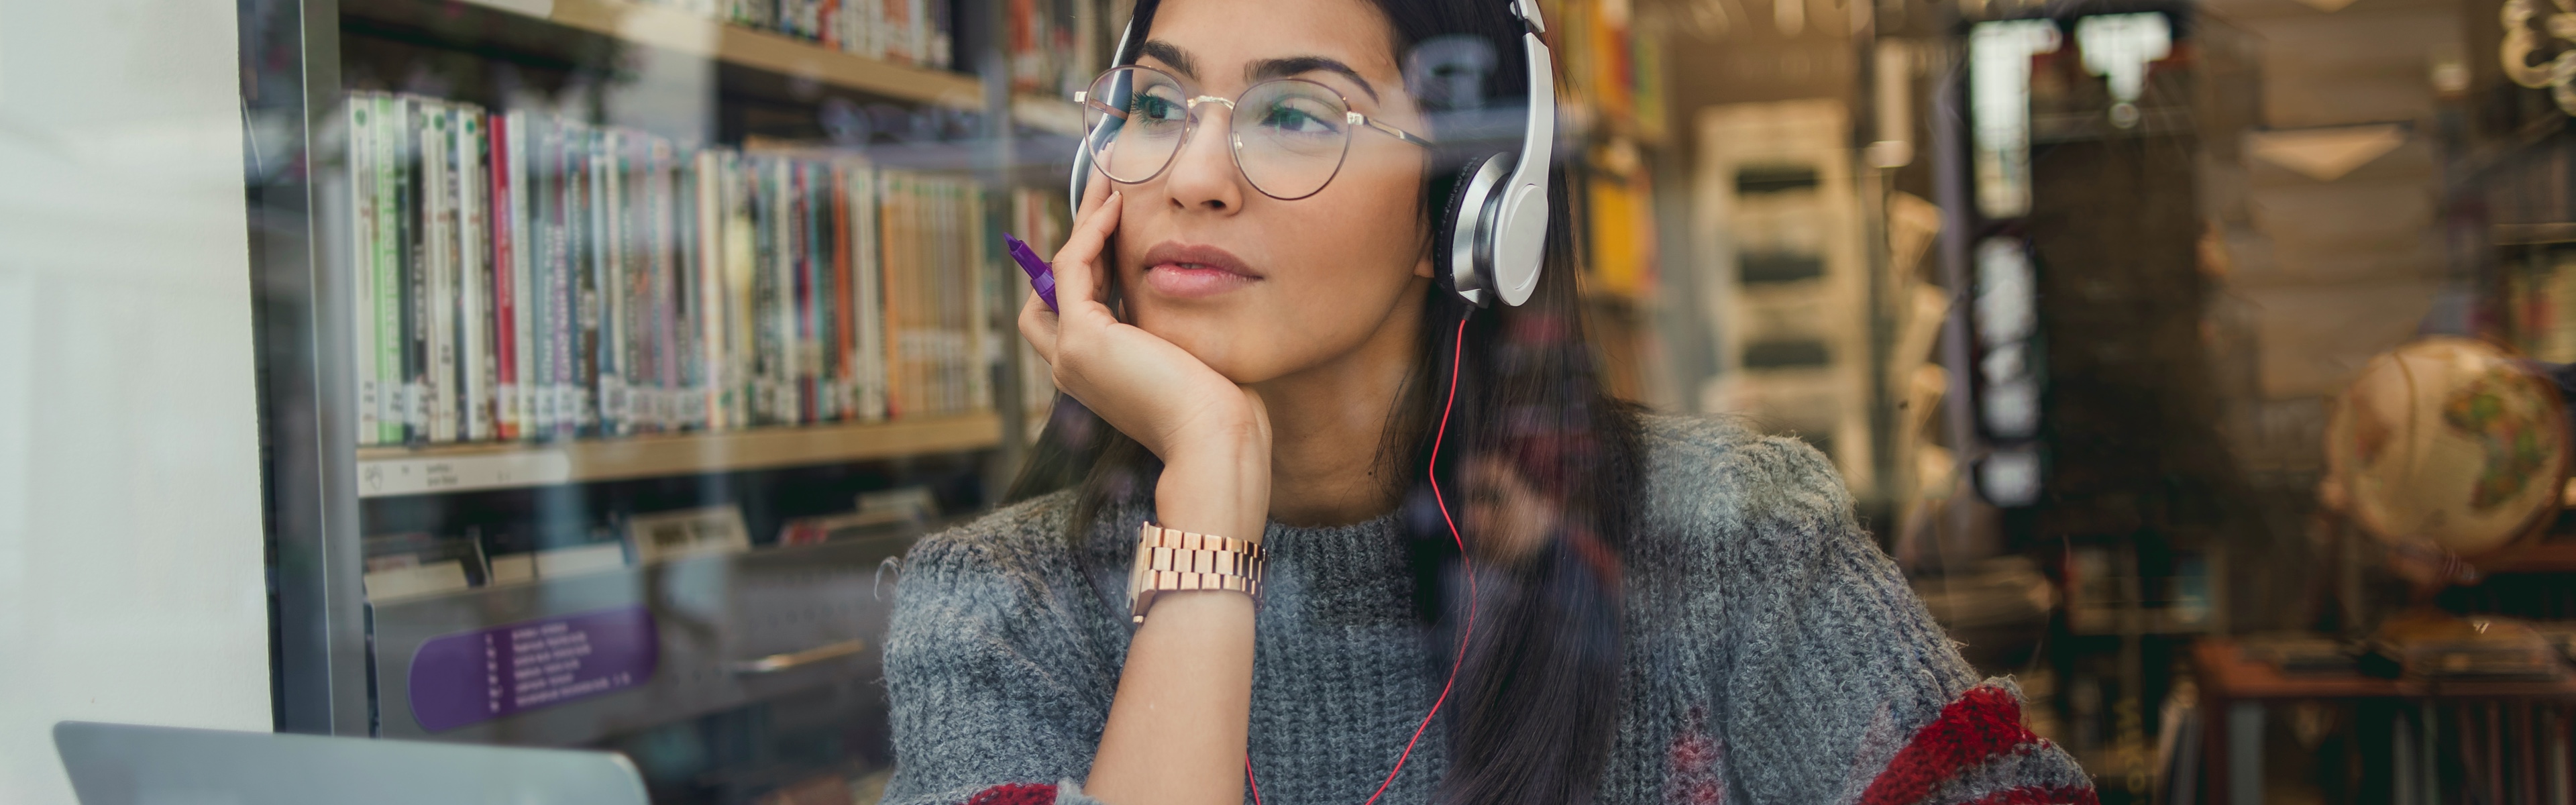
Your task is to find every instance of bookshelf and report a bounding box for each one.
[442,0,984,107]
[2496,222,2576,246]
[245,0,1102,788]
[1010,95,1085,137]
[354,413,1002,496]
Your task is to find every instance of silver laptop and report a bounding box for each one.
[54,720,649,805]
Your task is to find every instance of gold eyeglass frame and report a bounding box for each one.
[1074,64,1437,201]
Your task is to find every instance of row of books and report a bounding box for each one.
[2488,138,2576,227]
[2503,251,2576,364]
[341,91,1002,447]
[635,0,956,71]
[1003,0,1105,98]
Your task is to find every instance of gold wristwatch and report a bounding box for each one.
[1126,522,1265,625]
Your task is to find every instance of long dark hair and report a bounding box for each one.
[1004,1,1642,802]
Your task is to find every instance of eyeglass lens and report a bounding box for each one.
[1081,66,1357,201]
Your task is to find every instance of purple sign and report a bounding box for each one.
[407,604,658,732]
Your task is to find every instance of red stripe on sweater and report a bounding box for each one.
[965,782,1057,805]
[1856,686,2048,805]
[1956,785,2100,805]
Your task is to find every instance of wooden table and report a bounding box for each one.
[2192,639,2576,804]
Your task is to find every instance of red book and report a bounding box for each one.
[489,112,519,441]
[833,166,855,423]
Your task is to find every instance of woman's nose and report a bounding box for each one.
[1163,106,1245,213]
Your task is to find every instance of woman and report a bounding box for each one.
[882,0,2094,802]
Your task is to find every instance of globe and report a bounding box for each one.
[2321,337,2573,680]
[2324,337,2569,566]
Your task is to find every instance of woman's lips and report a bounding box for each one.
[1139,241,1261,299]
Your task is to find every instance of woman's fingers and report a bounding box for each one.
[1051,191,1121,313]
[1018,290,1059,367]
[1023,182,1115,382]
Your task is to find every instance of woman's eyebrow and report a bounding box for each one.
[1138,40,1200,80]
[1249,56,1379,102]
[1135,40,1380,103]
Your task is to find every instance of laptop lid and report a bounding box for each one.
[54,720,649,805]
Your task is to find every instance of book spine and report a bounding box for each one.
[800,161,826,423]
[967,180,991,412]
[727,154,756,430]
[602,130,630,437]
[675,147,704,431]
[880,170,905,419]
[561,123,586,437]
[508,110,537,441]
[635,134,659,434]
[928,0,951,68]
[942,178,957,413]
[645,137,672,433]
[653,140,679,433]
[347,93,380,445]
[440,106,465,442]
[422,102,455,443]
[896,171,917,420]
[750,158,777,425]
[458,107,492,443]
[771,158,798,425]
[619,134,643,435]
[374,95,405,445]
[527,114,556,439]
[921,175,941,415]
[908,0,928,68]
[790,160,812,423]
[696,150,725,432]
[851,160,885,421]
[490,111,519,441]
[401,97,429,443]
[582,127,607,435]
[546,119,576,439]
[929,176,949,415]
[947,178,966,414]
[831,162,855,423]
[651,138,675,433]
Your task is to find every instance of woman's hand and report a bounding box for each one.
[1018,182,1270,541]
[1029,181,1268,805]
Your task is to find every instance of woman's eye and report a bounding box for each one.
[1133,95,1184,123]
[1260,104,1339,135]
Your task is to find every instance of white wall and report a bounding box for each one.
[0,0,274,802]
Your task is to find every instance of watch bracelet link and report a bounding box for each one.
[1130,523,1266,624]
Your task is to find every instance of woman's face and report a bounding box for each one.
[1110,0,1434,386]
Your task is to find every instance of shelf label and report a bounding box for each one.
[358,450,572,497]
[407,605,658,733]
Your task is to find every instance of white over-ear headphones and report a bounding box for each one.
[1069,0,1556,308]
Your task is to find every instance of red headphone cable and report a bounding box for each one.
[1246,316,1476,805]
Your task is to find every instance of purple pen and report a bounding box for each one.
[1002,233,1058,312]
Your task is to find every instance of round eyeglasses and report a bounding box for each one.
[1077,64,1436,201]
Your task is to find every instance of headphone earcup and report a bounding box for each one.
[1436,152,1504,302]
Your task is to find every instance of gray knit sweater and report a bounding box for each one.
[881,414,2094,805]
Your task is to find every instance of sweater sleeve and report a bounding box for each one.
[1695,435,2094,805]
[878,509,1122,805]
